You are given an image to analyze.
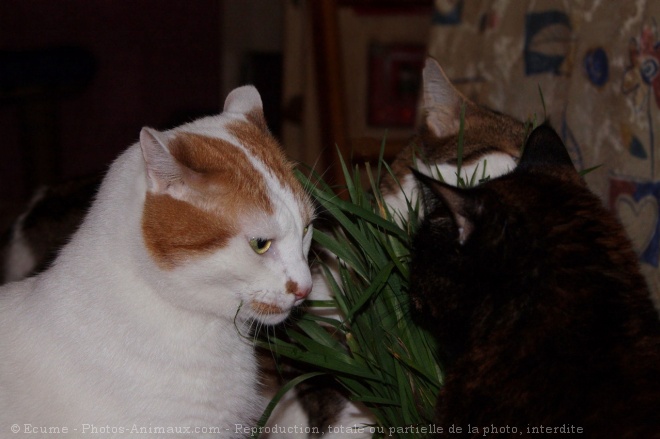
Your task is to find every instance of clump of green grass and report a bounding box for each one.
[254,146,442,437]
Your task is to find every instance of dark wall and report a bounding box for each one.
[0,0,222,217]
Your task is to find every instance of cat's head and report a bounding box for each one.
[419,58,525,153]
[138,86,315,325]
[381,58,526,219]
[409,125,600,339]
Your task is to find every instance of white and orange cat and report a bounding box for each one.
[0,86,314,436]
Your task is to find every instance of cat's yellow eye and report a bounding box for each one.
[249,238,272,255]
[303,225,310,236]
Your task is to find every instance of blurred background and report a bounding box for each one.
[0,0,431,223]
[0,0,271,221]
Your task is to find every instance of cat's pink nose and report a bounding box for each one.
[296,285,312,300]
[287,280,312,300]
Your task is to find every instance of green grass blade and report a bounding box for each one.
[346,261,394,319]
[313,229,366,278]
[311,186,407,241]
[579,164,602,176]
[538,84,547,121]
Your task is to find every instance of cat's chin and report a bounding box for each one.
[247,300,295,325]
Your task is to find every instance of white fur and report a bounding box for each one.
[384,152,517,222]
[0,87,312,437]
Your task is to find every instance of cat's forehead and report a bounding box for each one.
[173,113,312,222]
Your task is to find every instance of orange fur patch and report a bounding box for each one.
[245,108,270,133]
[251,301,284,315]
[286,280,299,295]
[142,193,238,269]
[229,113,313,225]
[169,132,274,217]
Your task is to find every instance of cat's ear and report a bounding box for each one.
[223,85,263,114]
[140,127,187,194]
[422,57,465,138]
[518,125,576,172]
[224,85,270,131]
[413,169,474,245]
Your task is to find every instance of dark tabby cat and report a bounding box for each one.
[410,125,660,437]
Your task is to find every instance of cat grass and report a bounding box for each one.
[254,146,443,437]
